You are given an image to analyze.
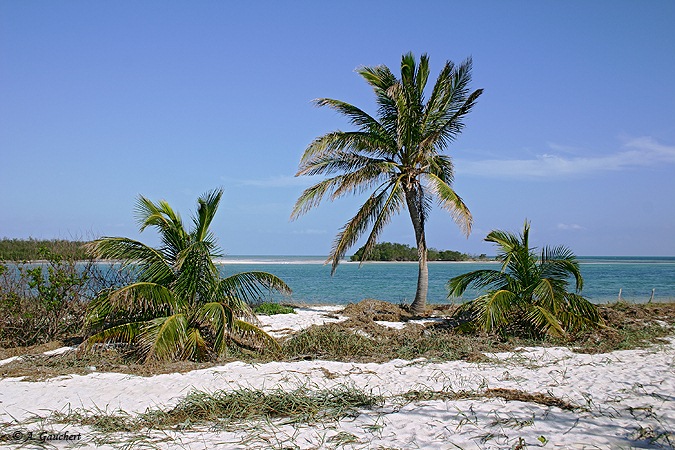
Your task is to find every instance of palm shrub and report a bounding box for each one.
[292,52,482,314]
[448,221,602,337]
[81,189,291,361]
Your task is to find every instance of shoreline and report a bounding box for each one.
[7,255,675,264]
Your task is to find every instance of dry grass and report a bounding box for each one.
[568,301,675,353]
[1,299,674,380]
[44,384,385,433]
[399,387,578,411]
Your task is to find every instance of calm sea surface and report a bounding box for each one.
[215,256,675,305]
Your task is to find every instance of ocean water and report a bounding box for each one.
[216,256,675,305]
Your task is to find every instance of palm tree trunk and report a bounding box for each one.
[406,190,428,315]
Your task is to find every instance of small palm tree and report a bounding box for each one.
[448,221,602,337]
[292,52,482,314]
[81,189,291,361]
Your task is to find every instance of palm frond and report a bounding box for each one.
[423,60,455,127]
[541,245,583,291]
[314,98,385,134]
[356,180,405,265]
[183,327,210,361]
[135,196,190,260]
[357,64,398,93]
[485,229,522,271]
[298,131,395,169]
[232,318,280,352]
[328,183,399,273]
[524,304,566,337]
[532,278,559,314]
[140,314,189,361]
[173,240,220,303]
[193,188,223,249]
[425,173,472,236]
[466,289,517,333]
[87,282,182,325]
[299,151,394,178]
[447,269,507,297]
[80,321,145,351]
[219,271,291,307]
[559,292,604,331]
[196,301,232,354]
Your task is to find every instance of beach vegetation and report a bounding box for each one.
[351,241,474,261]
[0,248,130,348]
[0,238,91,261]
[448,221,603,337]
[1,383,580,450]
[81,188,291,362]
[292,52,482,314]
[253,302,296,315]
[41,384,384,433]
[2,299,673,380]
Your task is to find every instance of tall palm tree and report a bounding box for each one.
[81,189,291,361]
[448,221,602,337]
[292,52,482,314]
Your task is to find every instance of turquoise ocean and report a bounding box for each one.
[215,256,675,305]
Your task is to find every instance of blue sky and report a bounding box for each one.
[1,1,674,256]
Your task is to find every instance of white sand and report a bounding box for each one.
[258,305,346,337]
[1,307,674,449]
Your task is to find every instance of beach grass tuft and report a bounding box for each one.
[48,384,384,433]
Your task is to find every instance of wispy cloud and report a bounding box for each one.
[292,228,327,235]
[557,223,584,231]
[456,137,675,179]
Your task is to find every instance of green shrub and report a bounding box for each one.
[253,302,295,315]
[0,247,132,348]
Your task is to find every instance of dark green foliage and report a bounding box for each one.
[429,249,472,261]
[82,189,291,362]
[0,238,90,261]
[253,302,296,315]
[350,242,471,261]
[351,242,416,261]
[448,221,603,338]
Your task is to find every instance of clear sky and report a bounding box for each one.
[1,1,674,256]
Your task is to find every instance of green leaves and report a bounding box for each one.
[82,189,291,362]
[449,221,603,337]
[292,52,480,311]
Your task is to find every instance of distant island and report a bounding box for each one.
[350,242,488,262]
[0,238,90,261]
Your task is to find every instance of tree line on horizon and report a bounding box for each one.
[0,238,90,261]
[350,242,486,262]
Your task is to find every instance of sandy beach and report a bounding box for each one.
[1,306,674,449]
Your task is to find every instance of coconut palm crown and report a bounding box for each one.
[82,188,290,361]
[448,221,602,337]
[292,52,483,314]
